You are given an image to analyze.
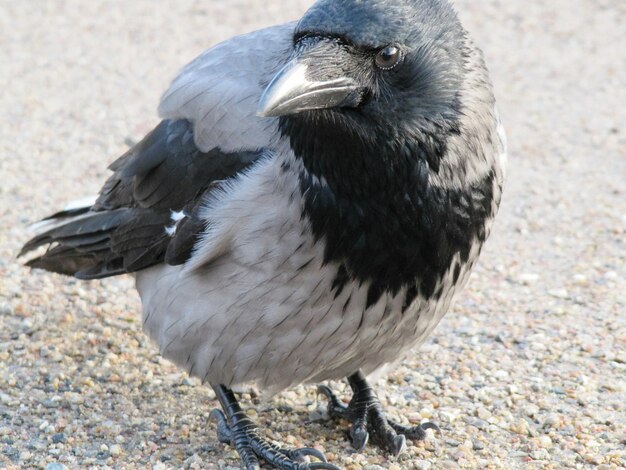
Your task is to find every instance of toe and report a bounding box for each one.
[317,385,351,420]
[307,463,342,470]
[388,419,441,440]
[284,447,328,462]
[405,422,440,440]
[420,421,441,434]
[209,408,233,444]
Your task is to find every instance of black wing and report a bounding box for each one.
[20,119,263,279]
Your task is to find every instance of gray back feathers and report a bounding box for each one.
[158,24,295,153]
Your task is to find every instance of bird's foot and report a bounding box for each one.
[318,372,440,456]
[211,385,340,470]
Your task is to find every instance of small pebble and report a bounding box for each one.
[414,460,432,470]
[110,444,122,456]
[518,273,540,284]
[472,439,485,451]
[531,449,550,460]
[510,419,530,435]
[543,413,562,428]
[45,464,68,470]
[476,407,491,420]
[537,435,553,448]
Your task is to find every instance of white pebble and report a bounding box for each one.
[537,435,553,448]
[420,407,434,419]
[518,273,539,284]
[477,407,492,420]
[110,444,122,456]
[494,370,509,379]
[440,409,459,423]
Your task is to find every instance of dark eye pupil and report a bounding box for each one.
[376,46,401,69]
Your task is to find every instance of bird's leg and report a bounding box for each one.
[210,384,340,470]
[318,371,440,456]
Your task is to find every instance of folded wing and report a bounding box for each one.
[20,24,295,279]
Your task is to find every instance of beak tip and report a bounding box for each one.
[256,95,278,118]
[255,106,271,118]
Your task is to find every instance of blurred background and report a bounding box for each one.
[0,1,624,468]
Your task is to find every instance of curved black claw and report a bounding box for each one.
[389,419,441,440]
[368,404,406,456]
[350,425,369,452]
[283,447,328,463]
[319,372,440,457]
[212,385,340,470]
[317,385,351,420]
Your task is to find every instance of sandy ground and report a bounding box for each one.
[1,1,625,469]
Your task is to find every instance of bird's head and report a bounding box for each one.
[258,0,467,150]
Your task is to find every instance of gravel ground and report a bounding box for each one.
[1,1,625,469]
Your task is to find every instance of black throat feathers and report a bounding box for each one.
[280,112,496,310]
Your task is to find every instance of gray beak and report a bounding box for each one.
[257,55,363,117]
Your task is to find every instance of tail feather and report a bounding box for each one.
[34,196,98,224]
[42,205,93,221]
[20,209,127,257]
[20,204,171,280]
[25,245,118,279]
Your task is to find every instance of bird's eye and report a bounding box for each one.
[375,45,403,70]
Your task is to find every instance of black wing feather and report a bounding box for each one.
[21,119,263,279]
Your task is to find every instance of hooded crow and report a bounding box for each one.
[21,0,506,468]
